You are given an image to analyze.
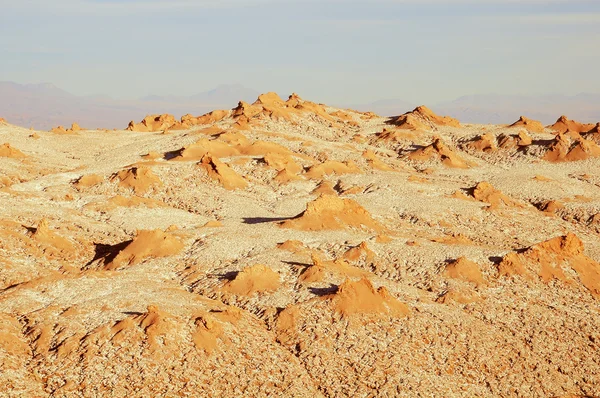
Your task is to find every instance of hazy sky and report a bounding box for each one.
[2,0,599,104]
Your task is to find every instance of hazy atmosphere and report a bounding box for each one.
[3,0,600,104]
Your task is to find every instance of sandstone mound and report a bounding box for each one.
[327,278,409,317]
[305,160,361,179]
[468,133,497,152]
[343,241,376,265]
[509,116,544,133]
[232,92,333,123]
[175,138,240,160]
[280,195,384,232]
[498,130,532,149]
[312,181,337,196]
[548,116,595,134]
[183,109,229,125]
[444,257,486,286]
[467,131,532,153]
[127,114,182,132]
[362,150,393,171]
[74,174,103,189]
[543,133,600,162]
[300,253,370,283]
[583,123,600,144]
[112,166,162,194]
[51,123,81,134]
[104,229,184,270]
[391,106,460,130]
[472,181,522,209]
[498,233,600,298]
[263,152,302,174]
[370,128,418,145]
[31,218,76,256]
[0,143,25,158]
[408,137,471,168]
[199,154,247,190]
[222,264,280,296]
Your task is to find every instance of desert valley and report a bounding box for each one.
[1,92,600,397]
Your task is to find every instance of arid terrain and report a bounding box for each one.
[1,93,600,397]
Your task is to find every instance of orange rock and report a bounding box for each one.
[199,154,247,190]
[391,105,460,130]
[0,143,26,158]
[276,240,305,253]
[274,169,303,184]
[538,200,563,214]
[112,166,162,194]
[263,152,302,174]
[498,233,600,298]
[328,278,409,317]
[175,138,240,160]
[222,264,280,296]
[185,109,229,125]
[105,229,184,270]
[127,114,179,132]
[312,181,337,196]
[343,242,376,264]
[408,137,471,168]
[472,181,522,210]
[305,160,361,179]
[231,92,334,123]
[445,257,486,286]
[468,133,497,152]
[509,116,544,133]
[362,150,393,171]
[31,218,76,255]
[548,115,595,134]
[281,195,385,232]
[543,133,600,162]
[74,174,103,189]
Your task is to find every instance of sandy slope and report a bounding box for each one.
[0,96,599,397]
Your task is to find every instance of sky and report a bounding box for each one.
[1,0,599,104]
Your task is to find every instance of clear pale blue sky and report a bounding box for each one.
[1,0,599,104]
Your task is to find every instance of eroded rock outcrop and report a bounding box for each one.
[497,233,600,298]
[281,195,385,232]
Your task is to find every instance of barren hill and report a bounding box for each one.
[1,94,600,397]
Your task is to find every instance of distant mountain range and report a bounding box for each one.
[0,82,260,130]
[353,94,600,126]
[1,81,599,130]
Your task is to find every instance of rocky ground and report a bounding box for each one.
[0,94,599,397]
